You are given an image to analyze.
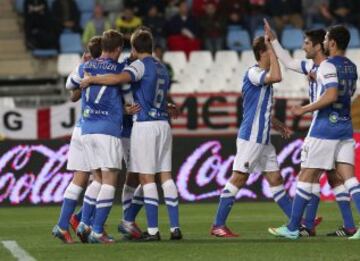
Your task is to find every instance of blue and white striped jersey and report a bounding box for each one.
[238,65,273,145]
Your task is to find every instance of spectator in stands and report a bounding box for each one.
[143,5,167,49]
[52,0,81,34]
[82,4,111,45]
[115,6,142,49]
[199,2,225,55]
[24,0,57,49]
[166,0,201,56]
[319,0,357,26]
[97,0,124,13]
[154,45,174,84]
[302,0,328,29]
[266,0,304,34]
[220,0,248,29]
[165,0,179,20]
[192,0,220,17]
[247,0,269,36]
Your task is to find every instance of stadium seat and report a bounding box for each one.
[240,50,256,67]
[254,28,265,39]
[226,28,251,51]
[348,27,360,48]
[57,53,81,77]
[173,73,201,93]
[15,0,25,13]
[75,0,95,12]
[163,51,187,78]
[80,12,93,29]
[227,73,243,92]
[189,51,213,71]
[32,49,58,58]
[182,63,207,82]
[281,28,303,50]
[208,65,233,82]
[47,0,55,8]
[60,33,84,53]
[0,97,15,108]
[214,50,239,70]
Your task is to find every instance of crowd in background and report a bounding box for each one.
[23,0,360,55]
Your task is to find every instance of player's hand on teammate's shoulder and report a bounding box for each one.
[291,105,305,116]
[124,103,141,115]
[167,102,180,119]
[80,76,92,89]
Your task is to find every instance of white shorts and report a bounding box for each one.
[67,127,90,172]
[301,137,355,170]
[129,121,172,174]
[121,137,130,168]
[233,138,279,173]
[81,134,123,170]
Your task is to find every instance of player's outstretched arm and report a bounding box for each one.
[263,34,282,84]
[291,87,338,116]
[264,19,304,73]
[80,72,132,88]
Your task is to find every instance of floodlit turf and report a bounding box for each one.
[0,202,360,261]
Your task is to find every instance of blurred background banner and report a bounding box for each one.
[0,94,313,139]
[1,134,360,206]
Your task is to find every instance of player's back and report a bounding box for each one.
[239,65,273,145]
[310,56,357,140]
[132,56,170,122]
[82,57,125,138]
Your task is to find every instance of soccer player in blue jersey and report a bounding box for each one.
[265,21,357,237]
[52,36,102,244]
[75,29,127,244]
[269,25,360,240]
[81,28,182,241]
[209,31,301,237]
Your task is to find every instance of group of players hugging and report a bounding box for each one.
[52,19,360,244]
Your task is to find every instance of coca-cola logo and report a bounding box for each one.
[176,138,357,201]
[0,144,72,205]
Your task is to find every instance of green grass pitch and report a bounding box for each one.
[0,202,359,261]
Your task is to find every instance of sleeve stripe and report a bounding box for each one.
[70,78,80,87]
[301,61,308,75]
[324,82,339,89]
[259,71,267,85]
[124,68,136,82]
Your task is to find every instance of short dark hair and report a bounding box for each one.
[101,29,124,52]
[252,36,267,61]
[328,25,350,51]
[131,30,153,54]
[304,28,326,53]
[87,36,102,58]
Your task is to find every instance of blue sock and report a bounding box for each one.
[57,183,83,230]
[304,184,320,229]
[270,184,292,219]
[287,182,312,231]
[92,184,115,234]
[345,177,360,214]
[81,181,102,226]
[58,199,77,230]
[334,184,355,229]
[214,182,239,226]
[82,196,97,226]
[125,196,144,222]
[162,180,180,229]
[75,207,82,221]
[143,183,159,233]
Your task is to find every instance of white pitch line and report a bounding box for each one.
[2,240,36,261]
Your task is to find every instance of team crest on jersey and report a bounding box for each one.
[329,112,339,123]
[83,107,90,118]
